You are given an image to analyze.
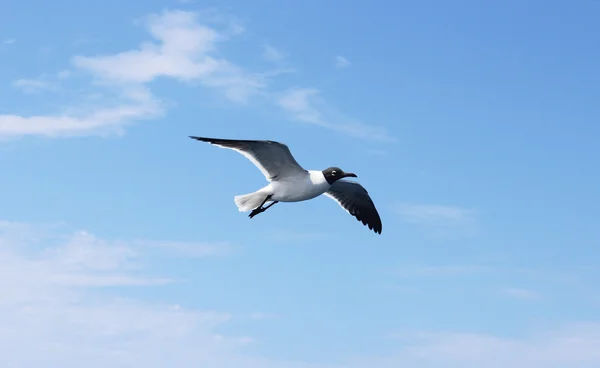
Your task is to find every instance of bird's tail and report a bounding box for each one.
[234,191,267,212]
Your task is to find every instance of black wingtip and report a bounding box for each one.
[190,136,217,144]
[371,221,383,235]
[371,224,382,235]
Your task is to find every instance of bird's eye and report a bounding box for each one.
[331,170,337,176]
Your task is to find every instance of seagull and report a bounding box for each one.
[189,136,382,234]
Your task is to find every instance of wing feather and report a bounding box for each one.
[324,180,382,234]
[190,136,307,181]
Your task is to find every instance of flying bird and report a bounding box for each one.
[189,136,382,234]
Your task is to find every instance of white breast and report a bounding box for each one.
[270,170,330,202]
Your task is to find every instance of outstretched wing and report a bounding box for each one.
[190,136,308,181]
[324,180,382,234]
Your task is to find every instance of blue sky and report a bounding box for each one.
[1,0,600,367]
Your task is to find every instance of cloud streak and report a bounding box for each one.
[12,78,55,93]
[2,220,600,367]
[1,9,390,142]
[262,44,287,63]
[334,56,350,68]
[72,10,266,103]
[379,324,600,368]
[0,10,267,138]
[500,287,541,300]
[0,220,249,367]
[395,264,489,278]
[396,203,476,235]
[277,88,393,141]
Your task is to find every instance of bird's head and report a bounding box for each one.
[322,166,357,184]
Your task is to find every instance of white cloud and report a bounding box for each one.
[0,220,355,368]
[278,88,321,122]
[2,220,600,367]
[262,44,287,63]
[334,56,350,68]
[72,11,221,84]
[0,9,266,138]
[73,9,267,104]
[277,88,394,141]
[2,9,389,142]
[0,224,232,290]
[0,220,252,367]
[0,91,162,138]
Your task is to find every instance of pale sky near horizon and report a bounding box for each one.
[1,1,600,367]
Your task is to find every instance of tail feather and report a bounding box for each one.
[234,192,267,212]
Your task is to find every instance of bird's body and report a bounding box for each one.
[233,170,330,212]
[262,170,330,202]
[189,136,383,234]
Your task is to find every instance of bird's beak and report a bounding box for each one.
[344,172,357,178]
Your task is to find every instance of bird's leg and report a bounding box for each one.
[249,195,271,218]
[249,195,278,219]
[263,200,279,211]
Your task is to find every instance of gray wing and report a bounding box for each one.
[324,180,382,234]
[189,136,307,181]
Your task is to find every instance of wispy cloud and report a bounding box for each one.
[2,38,16,45]
[0,226,231,288]
[2,9,389,142]
[397,204,474,225]
[396,203,476,235]
[140,239,233,258]
[57,70,71,79]
[500,287,541,300]
[12,70,72,94]
[0,10,266,138]
[262,44,287,63]
[277,88,393,141]
[277,88,321,122]
[12,78,55,93]
[248,312,279,320]
[0,89,161,138]
[72,10,267,103]
[0,219,355,368]
[395,264,489,278]
[0,220,256,366]
[334,56,350,68]
[1,222,599,367]
[268,229,331,243]
[380,323,600,368]
[72,34,104,46]
[368,149,386,156]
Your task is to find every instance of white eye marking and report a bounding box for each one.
[331,170,337,176]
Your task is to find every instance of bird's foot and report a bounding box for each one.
[248,199,278,219]
[249,207,264,219]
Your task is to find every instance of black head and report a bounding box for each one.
[322,166,357,185]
